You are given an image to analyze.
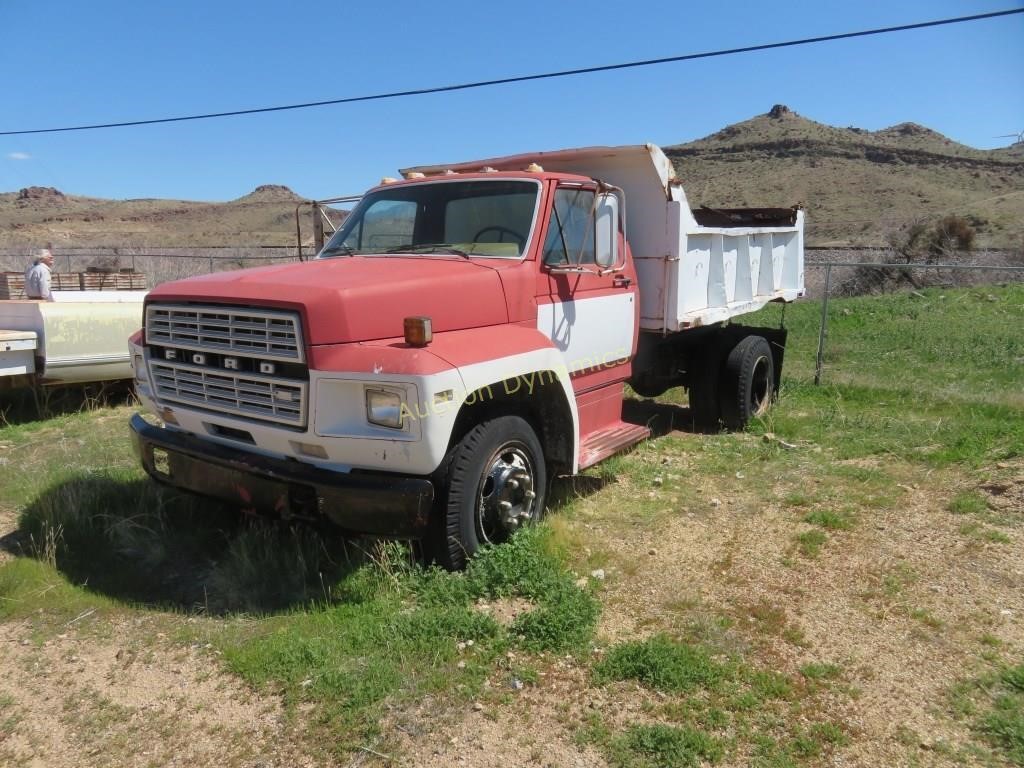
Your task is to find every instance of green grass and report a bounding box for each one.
[952,663,1024,765]
[795,530,827,558]
[741,286,1023,468]
[950,487,1015,548]
[981,665,1024,765]
[803,509,855,531]
[594,634,734,693]
[609,723,725,768]
[218,526,596,752]
[759,285,1024,402]
[949,491,990,516]
[586,634,845,766]
[0,691,19,744]
[10,469,348,614]
[799,662,842,681]
[946,485,1018,546]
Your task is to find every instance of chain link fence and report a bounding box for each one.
[808,260,1024,385]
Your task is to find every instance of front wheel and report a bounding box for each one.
[431,415,547,571]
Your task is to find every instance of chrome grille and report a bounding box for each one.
[146,304,304,362]
[151,361,307,427]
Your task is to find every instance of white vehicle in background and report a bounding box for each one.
[0,290,147,389]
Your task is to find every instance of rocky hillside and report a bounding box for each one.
[0,184,341,248]
[667,105,1024,247]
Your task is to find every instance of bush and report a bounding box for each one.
[933,215,975,253]
[891,215,976,259]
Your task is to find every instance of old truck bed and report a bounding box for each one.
[0,291,146,385]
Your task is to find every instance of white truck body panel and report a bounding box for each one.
[404,144,805,333]
[0,291,146,384]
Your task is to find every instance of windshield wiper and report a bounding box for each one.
[320,244,356,258]
[384,243,472,258]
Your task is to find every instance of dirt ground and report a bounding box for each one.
[0,613,314,768]
[385,459,1024,768]
[0,460,1021,767]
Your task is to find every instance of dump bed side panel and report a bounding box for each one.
[652,206,804,332]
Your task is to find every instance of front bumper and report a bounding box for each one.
[129,413,435,538]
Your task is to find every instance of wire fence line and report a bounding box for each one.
[806,260,1024,385]
[2,246,1020,287]
[2,247,1020,388]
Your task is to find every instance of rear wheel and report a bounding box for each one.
[430,415,546,571]
[720,335,774,430]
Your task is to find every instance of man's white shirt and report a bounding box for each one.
[25,261,53,300]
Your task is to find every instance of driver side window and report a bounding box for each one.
[350,199,416,251]
[543,188,595,266]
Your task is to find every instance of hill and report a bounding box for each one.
[0,184,333,248]
[667,105,1024,247]
[1,107,1021,248]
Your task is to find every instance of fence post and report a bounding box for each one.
[814,263,832,386]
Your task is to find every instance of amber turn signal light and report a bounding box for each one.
[404,316,432,347]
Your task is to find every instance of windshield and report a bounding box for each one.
[319,179,539,259]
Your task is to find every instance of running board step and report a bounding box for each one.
[578,421,651,471]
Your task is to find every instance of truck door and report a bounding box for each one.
[536,183,637,393]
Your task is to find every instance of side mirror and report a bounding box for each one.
[595,192,619,269]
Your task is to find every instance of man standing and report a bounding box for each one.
[25,248,55,300]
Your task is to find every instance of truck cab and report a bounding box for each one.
[130,145,803,569]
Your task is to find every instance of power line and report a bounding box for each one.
[3,9,1022,137]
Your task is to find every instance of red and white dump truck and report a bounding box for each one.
[129,145,803,568]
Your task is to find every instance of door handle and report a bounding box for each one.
[613,275,633,288]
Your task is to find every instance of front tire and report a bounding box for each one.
[431,415,546,571]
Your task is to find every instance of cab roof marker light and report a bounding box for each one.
[404,171,425,179]
[479,166,498,173]
[525,163,544,173]
[380,176,398,185]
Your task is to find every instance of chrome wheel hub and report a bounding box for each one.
[478,445,537,542]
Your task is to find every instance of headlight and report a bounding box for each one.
[366,388,404,429]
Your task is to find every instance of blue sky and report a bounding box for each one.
[1,1,1021,202]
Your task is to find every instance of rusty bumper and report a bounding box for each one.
[129,413,434,538]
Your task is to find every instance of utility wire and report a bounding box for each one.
[2,8,1022,137]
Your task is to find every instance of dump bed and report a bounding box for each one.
[404,144,804,333]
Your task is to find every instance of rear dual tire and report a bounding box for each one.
[720,335,774,430]
[689,334,775,432]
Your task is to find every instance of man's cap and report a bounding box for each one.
[34,248,53,261]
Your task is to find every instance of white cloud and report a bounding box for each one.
[7,152,31,161]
